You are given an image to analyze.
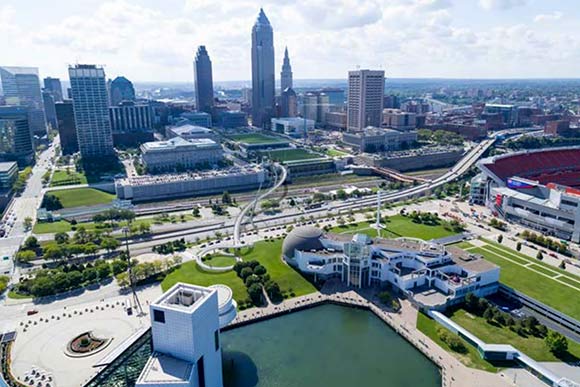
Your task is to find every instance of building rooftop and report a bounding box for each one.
[136,352,193,386]
[141,137,219,152]
[0,161,17,173]
[169,124,213,136]
[154,283,215,313]
[116,165,263,186]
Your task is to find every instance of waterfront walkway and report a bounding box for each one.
[229,281,539,387]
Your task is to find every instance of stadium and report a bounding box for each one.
[472,147,580,242]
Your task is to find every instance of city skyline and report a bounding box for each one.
[1,0,580,82]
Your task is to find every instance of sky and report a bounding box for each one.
[1,0,580,82]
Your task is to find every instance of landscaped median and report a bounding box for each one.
[460,239,580,321]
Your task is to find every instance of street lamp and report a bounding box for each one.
[123,226,143,316]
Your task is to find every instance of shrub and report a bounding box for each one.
[545,331,568,355]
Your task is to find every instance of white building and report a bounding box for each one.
[136,283,236,387]
[167,124,217,141]
[347,69,385,131]
[282,227,499,309]
[140,137,223,172]
[115,166,266,202]
[271,117,315,138]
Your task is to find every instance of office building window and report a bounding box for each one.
[153,309,165,323]
[214,330,220,351]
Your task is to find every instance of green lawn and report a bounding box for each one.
[161,239,316,303]
[49,188,116,208]
[162,262,249,302]
[33,220,72,234]
[331,215,457,241]
[263,148,324,162]
[50,170,88,187]
[416,312,497,372]
[325,148,348,157]
[450,309,580,362]
[467,244,580,321]
[230,133,287,144]
[203,254,237,268]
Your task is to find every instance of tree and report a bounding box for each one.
[55,232,69,245]
[192,207,201,217]
[336,189,348,200]
[42,194,63,211]
[111,260,128,275]
[536,251,544,261]
[23,217,33,230]
[83,267,98,283]
[44,245,64,262]
[221,191,232,205]
[247,283,263,305]
[96,264,111,280]
[101,237,120,254]
[83,243,98,257]
[253,265,267,276]
[497,234,503,244]
[24,236,40,250]
[559,261,566,270]
[483,307,494,323]
[545,331,568,355]
[265,281,282,302]
[16,250,36,263]
[240,267,254,281]
[516,242,522,251]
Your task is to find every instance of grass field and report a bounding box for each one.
[203,254,237,268]
[416,312,497,372]
[50,170,88,187]
[450,309,580,362]
[463,240,580,321]
[33,220,73,234]
[49,188,116,208]
[230,133,286,144]
[263,148,324,162]
[331,215,457,241]
[325,148,348,157]
[162,239,316,303]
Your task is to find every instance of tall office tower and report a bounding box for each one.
[0,66,47,136]
[347,69,385,131]
[251,8,275,128]
[55,100,78,155]
[194,46,214,115]
[68,64,114,159]
[280,87,297,117]
[0,106,34,166]
[42,90,58,129]
[43,77,63,102]
[109,101,154,146]
[280,46,293,92]
[109,76,135,106]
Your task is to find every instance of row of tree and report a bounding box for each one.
[116,255,183,287]
[519,230,570,256]
[489,218,508,231]
[14,259,128,298]
[152,238,187,254]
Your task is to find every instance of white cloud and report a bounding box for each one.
[478,0,527,11]
[534,11,563,23]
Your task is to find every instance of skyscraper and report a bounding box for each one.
[347,69,385,131]
[55,100,78,155]
[194,46,214,115]
[43,77,63,102]
[0,106,34,166]
[68,64,114,159]
[280,46,293,91]
[251,8,275,128]
[42,90,58,129]
[280,88,297,118]
[109,76,135,106]
[0,66,47,136]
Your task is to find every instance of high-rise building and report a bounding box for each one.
[0,106,34,166]
[55,100,78,155]
[109,76,135,106]
[194,46,214,115]
[0,66,47,136]
[251,8,275,128]
[43,77,63,102]
[42,90,58,129]
[347,69,385,131]
[280,87,297,118]
[280,46,293,92]
[109,101,155,146]
[68,64,114,159]
[302,92,329,124]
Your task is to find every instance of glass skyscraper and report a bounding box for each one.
[194,45,214,115]
[251,8,275,128]
[0,106,34,166]
[109,76,136,106]
[0,66,47,136]
[68,64,114,159]
[43,77,64,102]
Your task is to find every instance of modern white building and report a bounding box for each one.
[136,283,236,387]
[271,117,315,138]
[140,137,223,172]
[347,69,385,131]
[342,127,417,153]
[283,227,499,309]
